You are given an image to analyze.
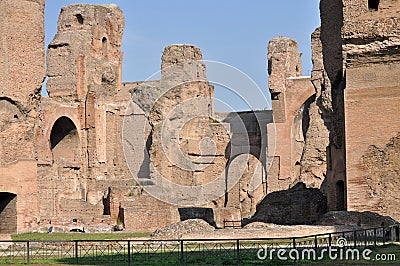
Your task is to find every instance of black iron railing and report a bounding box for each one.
[0,223,398,265]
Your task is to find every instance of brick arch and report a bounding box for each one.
[50,116,81,165]
[225,153,265,218]
[0,97,23,120]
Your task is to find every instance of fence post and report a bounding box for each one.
[353,231,357,248]
[236,239,240,266]
[26,241,30,265]
[292,238,296,249]
[328,234,332,247]
[180,240,184,265]
[374,228,377,247]
[75,240,78,265]
[314,235,317,250]
[128,240,131,266]
[397,225,400,242]
[364,229,367,247]
[382,227,386,245]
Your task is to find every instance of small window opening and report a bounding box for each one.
[75,14,84,25]
[102,37,108,58]
[368,0,379,11]
[271,92,280,101]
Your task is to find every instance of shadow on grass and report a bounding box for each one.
[52,250,297,265]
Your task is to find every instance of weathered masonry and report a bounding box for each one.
[0,1,399,233]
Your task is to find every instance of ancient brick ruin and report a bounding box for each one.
[0,1,399,233]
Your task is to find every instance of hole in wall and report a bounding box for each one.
[102,37,108,58]
[368,0,379,11]
[75,14,84,25]
[336,180,345,211]
[271,92,280,100]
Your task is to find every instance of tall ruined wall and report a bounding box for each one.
[303,0,400,217]
[36,4,128,230]
[301,0,347,211]
[126,45,273,227]
[0,0,45,232]
[131,44,231,207]
[342,0,400,220]
[267,37,315,192]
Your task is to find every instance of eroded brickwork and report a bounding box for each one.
[0,0,45,233]
[1,1,399,234]
[342,0,400,220]
[37,4,128,230]
[266,37,316,192]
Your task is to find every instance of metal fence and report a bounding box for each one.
[0,224,398,265]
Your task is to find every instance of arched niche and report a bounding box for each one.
[50,116,80,165]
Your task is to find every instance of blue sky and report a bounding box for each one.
[45,1,320,111]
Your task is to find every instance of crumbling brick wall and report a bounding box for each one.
[37,4,128,229]
[300,0,347,212]
[0,0,45,233]
[342,0,400,219]
[266,37,316,192]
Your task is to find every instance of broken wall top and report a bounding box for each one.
[131,44,212,117]
[57,4,124,46]
[161,44,207,83]
[267,37,302,94]
[343,0,400,41]
[342,0,400,67]
[46,4,125,101]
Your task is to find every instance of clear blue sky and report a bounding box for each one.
[44,1,321,111]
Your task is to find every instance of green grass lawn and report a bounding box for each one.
[1,235,399,265]
[1,245,398,265]
[11,232,151,241]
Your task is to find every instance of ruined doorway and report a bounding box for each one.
[0,193,17,234]
[103,187,111,215]
[336,180,345,211]
[50,116,79,163]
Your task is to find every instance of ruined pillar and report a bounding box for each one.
[46,4,124,101]
[267,37,315,192]
[300,0,346,211]
[147,44,229,192]
[268,37,302,123]
[37,4,126,227]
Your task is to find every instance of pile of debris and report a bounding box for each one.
[151,219,215,239]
